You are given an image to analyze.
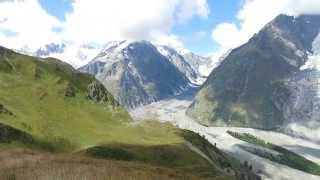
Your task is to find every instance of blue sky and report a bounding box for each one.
[172,0,244,54]
[38,0,73,21]
[38,0,244,55]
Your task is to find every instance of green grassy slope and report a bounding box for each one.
[0,46,258,179]
[0,120,258,179]
[0,46,129,151]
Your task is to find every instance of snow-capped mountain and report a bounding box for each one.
[79,40,190,109]
[188,14,320,142]
[17,43,100,68]
[182,52,215,78]
[156,45,203,84]
[34,43,66,56]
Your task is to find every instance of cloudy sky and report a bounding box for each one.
[1,0,320,64]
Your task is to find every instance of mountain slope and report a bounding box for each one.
[182,52,214,78]
[80,41,190,109]
[0,121,259,180]
[187,14,320,137]
[156,45,203,84]
[0,45,258,179]
[0,45,128,149]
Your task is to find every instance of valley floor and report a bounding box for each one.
[130,87,320,180]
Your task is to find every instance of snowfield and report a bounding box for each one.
[130,88,320,180]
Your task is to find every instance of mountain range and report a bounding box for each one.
[17,40,212,110]
[79,40,208,109]
[11,15,320,144]
[18,43,100,68]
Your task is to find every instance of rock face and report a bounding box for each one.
[188,14,320,140]
[80,41,190,109]
[156,45,202,84]
[182,52,213,78]
[87,81,120,107]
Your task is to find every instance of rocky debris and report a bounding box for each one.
[87,81,119,107]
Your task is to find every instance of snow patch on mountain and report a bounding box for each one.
[199,49,231,77]
[35,43,65,56]
[300,31,320,99]
[101,40,134,55]
[156,45,204,85]
[284,31,320,143]
[39,44,99,68]
[300,32,320,71]
[181,52,210,79]
[16,43,100,68]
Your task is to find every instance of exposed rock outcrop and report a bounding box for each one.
[87,81,119,107]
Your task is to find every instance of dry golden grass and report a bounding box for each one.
[0,148,219,180]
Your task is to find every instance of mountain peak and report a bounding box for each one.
[101,40,130,52]
[269,14,320,26]
[101,40,153,53]
[94,40,158,65]
[80,40,191,109]
[156,45,179,57]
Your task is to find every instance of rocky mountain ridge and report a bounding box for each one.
[80,40,192,109]
[187,14,320,142]
[80,40,211,109]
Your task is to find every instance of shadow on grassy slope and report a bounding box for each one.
[0,122,78,152]
[0,122,240,180]
[85,130,260,180]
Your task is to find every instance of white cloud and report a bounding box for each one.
[154,34,187,52]
[0,0,62,50]
[42,44,100,68]
[0,0,209,66]
[212,23,243,49]
[62,0,209,45]
[174,0,209,23]
[212,0,320,52]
